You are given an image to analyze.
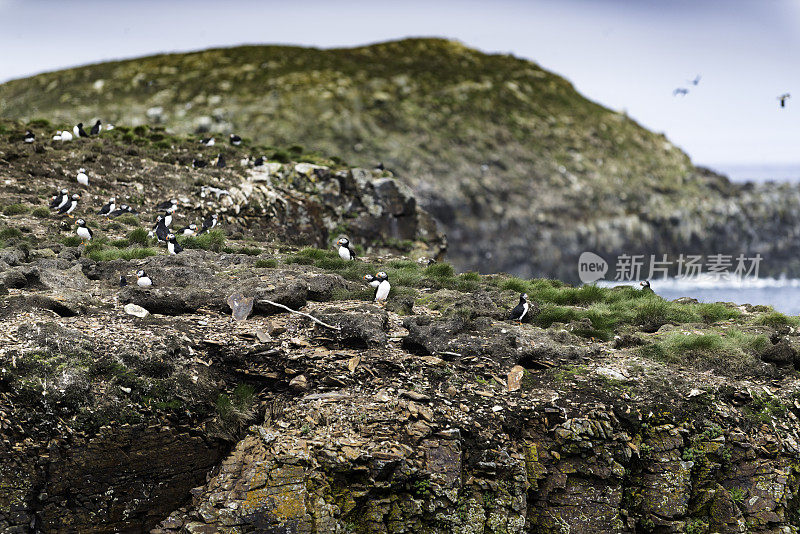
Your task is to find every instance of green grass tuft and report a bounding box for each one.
[754,311,800,328]
[128,227,150,245]
[2,203,29,216]
[179,229,225,251]
[86,247,159,262]
[31,207,51,218]
[255,258,278,268]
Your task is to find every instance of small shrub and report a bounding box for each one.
[179,229,225,251]
[2,203,29,216]
[87,247,159,261]
[0,227,23,240]
[117,214,140,226]
[755,311,800,328]
[31,207,51,218]
[62,236,82,247]
[128,227,150,245]
[255,258,278,268]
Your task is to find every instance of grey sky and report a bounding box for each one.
[1,0,798,168]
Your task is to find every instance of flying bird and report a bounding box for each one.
[673,88,689,97]
[690,75,701,86]
[778,93,791,108]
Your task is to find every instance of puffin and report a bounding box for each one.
[76,168,89,187]
[363,274,380,288]
[229,134,242,146]
[778,93,791,108]
[253,156,265,167]
[136,270,152,288]
[57,194,80,217]
[508,293,530,324]
[24,130,35,143]
[179,223,198,236]
[73,123,88,138]
[58,130,73,142]
[97,197,116,216]
[192,158,207,168]
[90,120,102,135]
[200,136,215,146]
[162,208,175,228]
[166,233,184,255]
[119,275,127,287]
[198,213,218,234]
[109,204,133,217]
[50,188,69,210]
[155,199,178,211]
[640,280,654,293]
[337,237,357,260]
[75,218,93,243]
[216,154,226,168]
[374,271,390,304]
[152,215,169,242]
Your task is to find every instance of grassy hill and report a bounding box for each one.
[4,38,797,279]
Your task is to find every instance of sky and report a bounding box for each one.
[0,0,798,171]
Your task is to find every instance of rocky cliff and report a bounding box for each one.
[5,39,800,280]
[1,120,800,533]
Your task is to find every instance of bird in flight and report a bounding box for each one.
[673,88,689,97]
[690,75,701,86]
[778,93,791,108]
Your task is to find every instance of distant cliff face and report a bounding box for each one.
[3,39,800,280]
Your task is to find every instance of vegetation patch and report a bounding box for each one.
[179,229,226,252]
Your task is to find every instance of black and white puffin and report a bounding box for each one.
[162,208,175,228]
[508,293,530,324]
[90,120,102,135]
[155,198,178,211]
[50,188,69,210]
[198,213,218,234]
[119,275,127,287]
[109,204,133,217]
[76,168,89,187]
[179,223,198,236]
[24,130,35,143]
[97,197,116,216]
[200,136,215,146]
[136,269,152,288]
[57,194,80,217]
[216,154,226,168]
[229,134,242,146]
[363,274,380,288]
[152,215,169,242]
[253,156,265,167]
[166,233,184,255]
[374,271,390,303]
[192,158,207,168]
[75,218,93,243]
[640,280,654,293]
[337,237,356,260]
[778,93,791,108]
[73,123,88,138]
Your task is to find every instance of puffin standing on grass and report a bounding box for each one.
[229,134,242,146]
[58,194,80,217]
[363,274,380,288]
[24,130,35,143]
[90,120,102,135]
[50,188,69,210]
[198,213,218,234]
[136,270,152,288]
[97,197,116,216]
[75,218,93,244]
[73,123,88,138]
[166,233,184,255]
[374,271,390,304]
[179,223,198,236]
[508,293,530,325]
[152,215,169,242]
[640,280,654,293]
[337,237,357,260]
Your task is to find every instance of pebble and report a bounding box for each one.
[123,303,150,318]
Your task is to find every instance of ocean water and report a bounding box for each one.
[600,278,800,315]
[604,163,800,315]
